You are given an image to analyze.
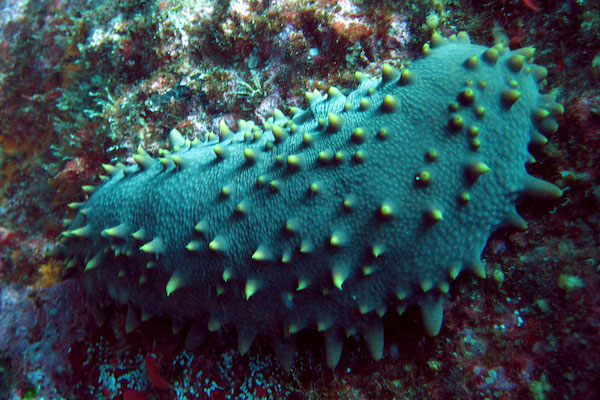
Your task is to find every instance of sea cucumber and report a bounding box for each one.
[61,32,562,369]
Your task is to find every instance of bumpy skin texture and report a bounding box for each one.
[64,34,562,368]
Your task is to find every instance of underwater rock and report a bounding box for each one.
[62,33,562,369]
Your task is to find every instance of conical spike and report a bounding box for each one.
[207,313,222,332]
[71,224,93,237]
[213,145,227,160]
[243,148,258,164]
[515,46,535,60]
[85,252,104,271]
[419,295,444,336]
[465,161,491,182]
[522,175,562,199]
[273,108,286,122]
[281,249,292,264]
[141,311,153,322]
[530,131,548,145]
[317,318,333,332]
[399,69,412,85]
[533,108,550,121]
[272,124,287,143]
[549,102,565,117]
[457,31,471,43]
[101,223,129,239]
[420,279,433,292]
[171,155,190,170]
[102,163,121,177]
[287,320,306,335]
[448,262,462,280]
[380,94,398,112]
[537,117,559,135]
[425,207,443,223]
[463,55,480,70]
[285,155,302,173]
[186,240,201,252]
[169,128,185,149]
[65,259,77,270]
[359,97,371,110]
[222,267,232,282]
[140,237,165,254]
[422,43,431,55]
[132,227,147,241]
[285,217,300,234]
[501,89,522,107]
[358,301,374,315]
[185,320,207,349]
[325,328,344,368]
[81,185,95,194]
[273,336,296,372]
[507,54,526,73]
[531,65,548,82]
[289,106,303,116]
[363,320,384,361]
[378,202,394,219]
[438,281,450,294]
[371,243,385,258]
[468,258,486,279]
[252,245,273,262]
[305,91,319,105]
[194,220,208,234]
[245,278,261,300]
[159,157,172,168]
[327,112,343,133]
[133,152,155,170]
[482,48,499,64]
[332,263,350,290]
[381,63,399,83]
[238,326,257,356]
[329,231,345,247]
[300,239,314,254]
[172,318,185,335]
[220,184,235,198]
[296,278,309,291]
[503,209,528,230]
[430,32,445,48]
[218,119,233,139]
[125,306,141,334]
[166,271,185,296]
[209,235,228,252]
[327,86,344,98]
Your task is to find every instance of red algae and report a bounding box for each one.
[523,0,542,12]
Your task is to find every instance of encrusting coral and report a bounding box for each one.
[60,32,563,369]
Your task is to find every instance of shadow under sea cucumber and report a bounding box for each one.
[60,32,563,370]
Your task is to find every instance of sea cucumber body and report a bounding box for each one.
[65,35,562,367]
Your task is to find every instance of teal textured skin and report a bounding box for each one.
[64,36,562,366]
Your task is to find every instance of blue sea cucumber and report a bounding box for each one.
[62,33,563,369]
